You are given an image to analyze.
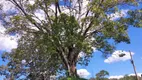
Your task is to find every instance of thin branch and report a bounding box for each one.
[83,19,94,36]
[55,1,58,21]
[56,2,61,14]
[81,0,106,37]
[37,2,53,33]
[11,0,44,32]
[85,25,105,38]
[38,1,52,25]
[43,2,52,25]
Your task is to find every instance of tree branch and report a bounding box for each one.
[83,19,94,36]
[11,0,44,32]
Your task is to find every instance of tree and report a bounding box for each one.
[96,70,109,80]
[89,77,96,80]
[0,36,61,80]
[119,75,138,80]
[109,78,118,80]
[59,76,88,80]
[0,0,141,79]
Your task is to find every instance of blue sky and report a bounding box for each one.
[77,27,142,78]
[0,0,142,79]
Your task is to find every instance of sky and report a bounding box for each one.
[77,27,142,79]
[0,0,142,79]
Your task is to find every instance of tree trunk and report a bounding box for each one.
[67,61,78,77]
[70,64,77,76]
[59,47,79,77]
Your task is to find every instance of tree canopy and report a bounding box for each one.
[0,0,142,79]
[96,70,109,78]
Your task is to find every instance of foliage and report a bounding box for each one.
[0,33,62,79]
[89,77,96,80]
[108,75,141,80]
[59,76,87,80]
[119,75,138,80]
[96,70,109,80]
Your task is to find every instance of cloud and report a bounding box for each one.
[0,0,14,12]
[78,51,86,58]
[0,35,17,52]
[109,73,142,79]
[129,73,142,77]
[78,47,96,58]
[104,50,134,63]
[92,47,97,52]
[108,10,128,20]
[0,0,21,52]
[34,9,46,21]
[77,69,90,78]
[0,24,5,33]
[109,75,124,79]
[0,24,17,52]
[21,60,26,64]
[29,0,35,5]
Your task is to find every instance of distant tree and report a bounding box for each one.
[89,77,96,80]
[109,78,118,80]
[119,75,138,80]
[96,70,109,80]
[59,76,87,80]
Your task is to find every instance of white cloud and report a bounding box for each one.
[109,75,124,79]
[78,47,96,56]
[0,1,18,52]
[0,24,17,52]
[0,35,17,52]
[34,9,46,21]
[108,10,128,20]
[78,51,86,58]
[77,69,90,78]
[92,47,97,52]
[109,73,142,79]
[29,0,35,5]
[78,47,96,59]
[104,50,134,63]
[0,24,5,33]
[21,60,26,64]
[0,0,14,12]
[129,73,142,77]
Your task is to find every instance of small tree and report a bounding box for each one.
[96,70,109,80]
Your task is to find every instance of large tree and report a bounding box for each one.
[0,0,142,79]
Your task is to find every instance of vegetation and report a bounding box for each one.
[89,70,141,80]
[119,75,139,80]
[59,76,87,80]
[96,70,109,80]
[109,75,140,80]
[0,0,142,79]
